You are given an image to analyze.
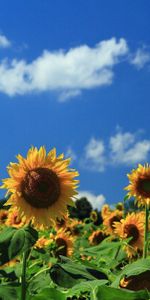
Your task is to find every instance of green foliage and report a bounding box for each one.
[112,258,150,288]
[96,285,150,300]
[0,225,38,265]
[50,256,108,288]
[31,288,66,300]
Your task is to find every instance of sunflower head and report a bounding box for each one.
[0,209,8,225]
[114,212,144,257]
[89,229,106,245]
[103,210,123,235]
[101,204,111,220]
[66,219,83,236]
[125,164,150,206]
[1,146,79,228]
[35,236,52,249]
[53,230,74,257]
[6,208,26,228]
[116,202,124,211]
[90,211,98,222]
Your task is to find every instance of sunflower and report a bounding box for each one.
[101,204,111,220]
[116,202,124,211]
[6,208,26,228]
[0,209,8,225]
[103,210,123,235]
[90,211,98,222]
[89,229,106,246]
[125,164,150,206]
[114,212,144,257]
[55,213,69,231]
[1,146,79,228]
[66,219,83,236]
[35,236,52,249]
[53,230,74,257]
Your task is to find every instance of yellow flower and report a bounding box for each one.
[1,146,79,228]
[6,208,26,228]
[114,212,144,257]
[35,236,52,249]
[66,219,83,236]
[55,213,69,231]
[89,229,106,246]
[116,202,124,211]
[0,209,8,225]
[90,211,98,222]
[101,204,111,220]
[52,230,74,257]
[103,210,123,235]
[125,164,150,206]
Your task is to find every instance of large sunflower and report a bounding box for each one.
[1,146,79,228]
[114,212,144,257]
[125,164,150,206]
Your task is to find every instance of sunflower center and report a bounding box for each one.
[14,216,21,225]
[93,232,104,245]
[110,216,121,229]
[55,238,67,257]
[137,178,150,197]
[21,168,60,208]
[124,224,139,244]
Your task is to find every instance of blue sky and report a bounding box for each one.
[0,0,150,209]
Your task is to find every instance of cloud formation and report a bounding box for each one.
[76,190,105,210]
[130,48,150,69]
[82,130,150,171]
[0,34,11,48]
[0,38,128,99]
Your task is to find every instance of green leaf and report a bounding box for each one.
[28,272,52,294]
[8,229,25,259]
[112,258,150,288]
[0,225,38,265]
[31,288,66,300]
[0,227,16,244]
[82,239,123,259]
[96,285,150,300]
[68,280,108,299]
[50,258,108,288]
[0,285,18,300]
[124,194,130,202]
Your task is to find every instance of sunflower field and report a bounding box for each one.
[0,147,150,300]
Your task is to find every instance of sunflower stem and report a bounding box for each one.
[143,203,149,259]
[21,250,28,300]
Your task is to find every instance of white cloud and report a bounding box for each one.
[0,34,11,48]
[84,138,106,171]
[0,38,128,98]
[109,131,150,165]
[76,190,106,210]
[82,130,150,172]
[130,48,150,69]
